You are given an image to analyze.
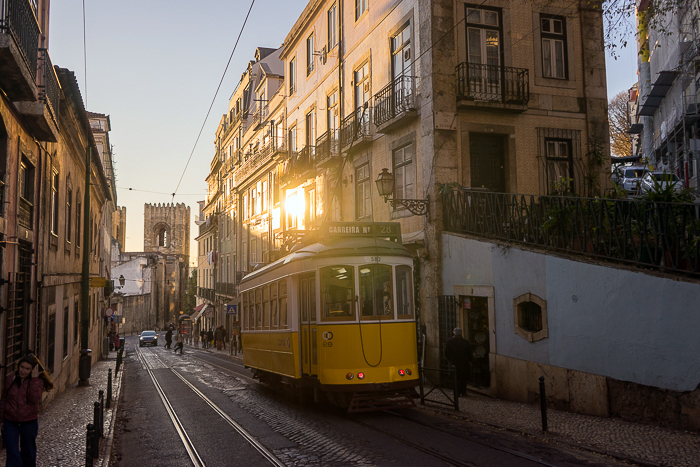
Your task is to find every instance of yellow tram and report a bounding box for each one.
[239,222,419,410]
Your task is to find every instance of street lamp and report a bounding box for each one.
[375,168,430,216]
[119,275,125,288]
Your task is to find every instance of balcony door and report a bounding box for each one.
[391,24,412,106]
[470,133,506,193]
[465,6,501,99]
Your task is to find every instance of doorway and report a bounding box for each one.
[459,293,492,388]
[470,133,506,192]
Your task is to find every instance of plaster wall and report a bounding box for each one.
[442,233,700,393]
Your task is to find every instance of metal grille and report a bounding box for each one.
[456,62,529,106]
[5,272,26,372]
[0,0,40,79]
[373,75,416,126]
[438,295,457,373]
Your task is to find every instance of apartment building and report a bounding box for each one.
[636,0,700,189]
[198,0,608,368]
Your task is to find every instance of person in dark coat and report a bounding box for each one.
[165,328,173,349]
[444,328,472,396]
[206,329,214,348]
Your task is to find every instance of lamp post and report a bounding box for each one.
[375,168,430,216]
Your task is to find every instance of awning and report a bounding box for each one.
[638,71,677,116]
[191,303,211,323]
[192,303,206,313]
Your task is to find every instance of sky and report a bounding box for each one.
[48,1,638,265]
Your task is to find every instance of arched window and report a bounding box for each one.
[157,228,167,247]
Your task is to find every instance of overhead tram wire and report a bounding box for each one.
[172,0,257,199]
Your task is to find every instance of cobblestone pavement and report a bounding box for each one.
[0,350,124,467]
[196,343,700,467]
[423,386,700,467]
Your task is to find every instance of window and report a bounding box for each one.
[289,58,297,95]
[157,228,167,247]
[513,293,548,342]
[289,125,297,153]
[279,280,288,329]
[307,188,316,223]
[243,192,249,219]
[359,264,393,318]
[262,179,268,213]
[63,305,69,359]
[47,312,56,373]
[51,169,59,235]
[65,187,72,243]
[328,4,337,49]
[327,91,339,135]
[465,6,501,96]
[393,144,415,204]
[255,287,262,329]
[305,110,315,149]
[392,24,411,80]
[263,284,270,329]
[19,158,34,204]
[76,199,81,247]
[250,237,257,264]
[321,266,355,320]
[355,0,367,20]
[270,281,278,328]
[307,33,315,75]
[541,15,567,79]
[396,265,414,318]
[354,63,370,111]
[74,297,79,344]
[355,164,371,219]
[537,128,581,195]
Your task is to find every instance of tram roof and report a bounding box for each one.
[240,237,413,284]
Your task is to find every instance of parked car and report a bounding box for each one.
[620,166,647,194]
[639,171,682,194]
[139,330,158,347]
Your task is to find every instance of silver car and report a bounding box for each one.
[620,166,647,194]
[639,171,682,194]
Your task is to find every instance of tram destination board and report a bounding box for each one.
[322,222,401,242]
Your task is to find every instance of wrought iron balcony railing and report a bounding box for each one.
[456,62,529,106]
[37,49,59,124]
[18,197,32,229]
[315,130,339,162]
[442,190,700,276]
[340,107,372,149]
[374,75,416,127]
[0,0,40,79]
[237,146,272,182]
[281,146,316,185]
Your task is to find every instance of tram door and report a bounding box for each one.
[300,273,318,376]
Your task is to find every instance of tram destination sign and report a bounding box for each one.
[322,222,402,242]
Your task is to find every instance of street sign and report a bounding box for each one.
[104,307,114,317]
[226,304,237,316]
[90,277,107,287]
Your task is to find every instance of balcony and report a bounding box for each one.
[373,75,417,132]
[315,130,340,168]
[0,0,40,101]
[236,146,272,183]
[281,146,316,187]
[15,48,59,142]
[215,282,235,296]
[456,62,529,110]
[271,135,287,158]
[197,287,215,302]
[340,107,374,152]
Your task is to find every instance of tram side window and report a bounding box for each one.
[321,265,355,320]
[396,265,414,318]
[279,280,288,329]
[263,284,270,329]
[271,282,278,329]
[242,292,247,330]
[359,265,393,318]
[256,287,262,329]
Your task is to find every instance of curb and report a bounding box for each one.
[98,350,126,467]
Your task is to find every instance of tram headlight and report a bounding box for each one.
[405,368,412,376]
[346,372,354,380]
[398,369,406,377]
[357,372,365,380]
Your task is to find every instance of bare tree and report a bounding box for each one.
[608,90,632,157]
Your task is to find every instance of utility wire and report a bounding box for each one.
[173,0,257,197]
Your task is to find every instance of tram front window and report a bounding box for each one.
[359,265,393,318]
[321,265,355,320]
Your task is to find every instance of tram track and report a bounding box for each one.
[135,346,285,467]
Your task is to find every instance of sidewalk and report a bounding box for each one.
[191,342,699,467]
[0,349,124,467]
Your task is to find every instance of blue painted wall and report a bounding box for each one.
[442,233,700,392]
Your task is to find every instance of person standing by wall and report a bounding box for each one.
[165,328,173,349]
[445,328,472,397]
[214,326,224,351]
[0,354,54,466]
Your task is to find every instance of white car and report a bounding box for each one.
[639,171,682,194]
[620,166,647,194]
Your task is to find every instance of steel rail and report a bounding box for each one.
[381,410,562,467]
[135,349,205,467]
[142,348,285,467]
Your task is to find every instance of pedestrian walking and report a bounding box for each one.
[207,329,214,349]
[114,332,121,352]
[0,354,54,467]
[444,328,472,396]
[173,332,184,354]
[165,328,173,349]
[214,326,225,351]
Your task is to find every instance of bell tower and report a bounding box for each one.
[143,203,190,256]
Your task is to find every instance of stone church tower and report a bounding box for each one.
[143,203,191,326]
[144,203,190,256]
